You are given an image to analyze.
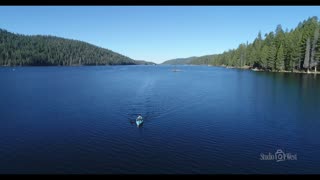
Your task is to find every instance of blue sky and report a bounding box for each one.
[1,6,320,63]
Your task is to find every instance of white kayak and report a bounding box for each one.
[136,116,143,126]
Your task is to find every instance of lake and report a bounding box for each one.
[0,65,319,174]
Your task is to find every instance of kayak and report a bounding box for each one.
[136,116,143,126]
[136,119,143,126]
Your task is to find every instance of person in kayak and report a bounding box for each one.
[137,114,143,120]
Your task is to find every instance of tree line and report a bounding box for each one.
[190,16,320,72]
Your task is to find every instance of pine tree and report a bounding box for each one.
[303,38,311,72]
[310,27,319,71]
[260,45,269,69]
[268,44,277,70]
[276,44,285,71]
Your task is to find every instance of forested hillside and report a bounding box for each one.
[0,29,138,66]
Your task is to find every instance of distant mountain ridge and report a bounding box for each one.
[134,60,157,65]
[161,56,198,65]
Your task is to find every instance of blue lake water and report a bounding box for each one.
[0,65,319,174]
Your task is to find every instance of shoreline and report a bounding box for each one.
[217,65,320,74]
[2,64,320,74]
